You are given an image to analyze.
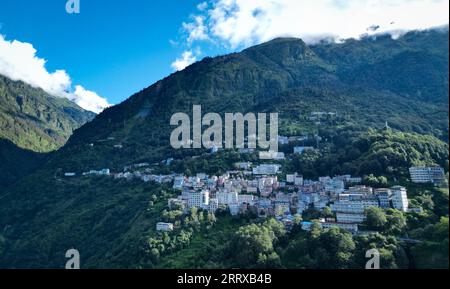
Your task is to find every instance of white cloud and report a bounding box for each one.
[70,85,111,115]
[182,0,449,49]
[171,50,197,71]
[197,1,209,11]
[0,35,110,113]
[183,15,210,43]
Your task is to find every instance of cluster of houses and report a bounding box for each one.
[155,161,415,234]
[61,159,446,235]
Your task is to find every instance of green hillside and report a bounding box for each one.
[53,29,448,172]
[0,29,448,269]
[0,74,95,153]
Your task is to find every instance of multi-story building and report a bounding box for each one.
[294,175,304,186]
[374,188,391,208]
[187,190,210,209]
[253,164,281,175]
[208,198,219,213]
[336,212,366,223]
[216,191,238,205]
[331,194,379,214]
[348,186,373,195]
[391,186,409,212]
[238,194,255,205]
[409,166,446,186]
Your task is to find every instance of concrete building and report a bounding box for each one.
[391,186,409,212]
[238,194,255,205]
[217,191,238,205]
[253,164,281,175]
[409,166,446,186]
[208,198,219,213]
[336,212,366,224]
[294,176,304,186]
[156,222,174,232]
[187,190,210,209]
[374,188,391,209]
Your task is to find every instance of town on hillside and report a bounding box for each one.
[63,150,446,235]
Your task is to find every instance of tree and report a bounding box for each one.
[365,207,387,231]
[150,248,160,262]
[229,224,275,267]
[353,233,408,269]
[293,214,303,225]
[313,227,356,269]
[385,209,407,235]
[322,206,333,218]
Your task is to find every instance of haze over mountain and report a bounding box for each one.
[0,28,448,269]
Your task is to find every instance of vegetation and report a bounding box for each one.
[0,74,95,153]
[0,29,448,269]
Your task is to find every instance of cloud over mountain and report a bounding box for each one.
[171,50,198,71]
[0,35,110,113]
[180,0,449,49]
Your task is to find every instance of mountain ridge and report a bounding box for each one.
[52,28,449,172]
[0,74,95,152]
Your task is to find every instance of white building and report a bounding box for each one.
[187,190,210,209]
[235,162,252,170]
[156,222,174,232]
[349,186,373,195]
[208,198,219,213]
[324,178,345,194]
[259,151,286,160]
[217,191,238,205]
[331,199,379,214]
[173,176,185,190]
[238,194,255,205]
[253,164,281,175]
[336,212,366,224]
[294,176,304,186]
[286,174,296,183]
[374,188,391,209]
[409,166,446,186]
[391,186,409,212]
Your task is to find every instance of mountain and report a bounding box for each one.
[0,29,448,268]
[53,29,448,172]
[0,139,48,190]
[0,74,95,153]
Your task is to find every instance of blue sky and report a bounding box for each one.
[0,0,211,106]
[0,0,448,112]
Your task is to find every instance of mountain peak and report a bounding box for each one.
[242,37,316,66]
[244,37,307,52]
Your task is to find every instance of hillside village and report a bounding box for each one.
[63,136,447,235]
